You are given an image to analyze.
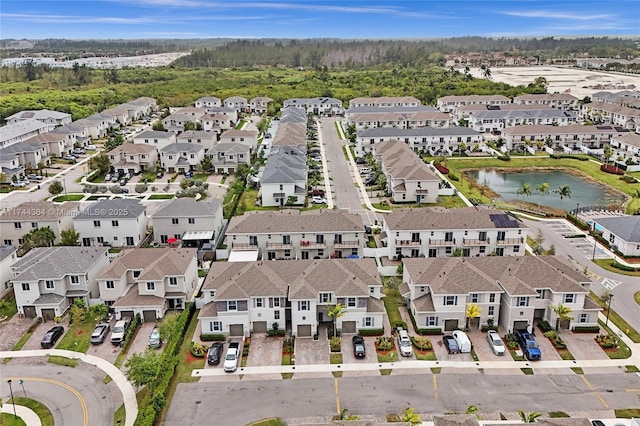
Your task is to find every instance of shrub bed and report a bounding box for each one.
[391,321,408,331]
[550,154,589,161]
[358,328,384,336]
[200,333,226,341]
[537,320,553,333]
[189,341,208,357]
[330,337,341,352]
[543,331,566,349]
[375,336,395,351]
[595,333,618,349]
[411,336,432,350]
[267,329,285,337]
[573,325,600,333]
[600,164,625,175]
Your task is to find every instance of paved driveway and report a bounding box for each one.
[0,315,37,351]
[86,318,120,364]
[558,331,610,361]
[246,334,282,366]
[295,337,328,365]
[20,319,69,351]
[341,335,377,363]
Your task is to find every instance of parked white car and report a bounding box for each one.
[486,330,505,355]
[311,196,327,204]
[397,329,413,357]
[85,144,98,150]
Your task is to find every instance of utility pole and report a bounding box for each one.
[7,379,17,419]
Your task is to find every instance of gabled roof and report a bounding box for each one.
[376,140,438,181]
[438,95,510,103]
[261,146,307,183]
[404,256,589,296]
[196,96,221,103]
[75,198,145,220]
[201,258,380,300]
[594,216,640,243]
[0,119,51,144]
[0,245,17,261]
[160,143,204,154]
[109,143,157,155]
[12,247,108,282]
[7,110,71,121]
[227,209,363,234]
[347,106,437,114]
[99,247,196,280]
[503,124,630,136]
[0,201,80,221]
[220,129,258,138]
[224,96,248,103]
[153,199,222,219]
[23,132,67,144]
[384,207,528,231]
[358,126,480,138]
[349,96,422,106]
[514,93,579,102]
[613,133,640,147]
[210,142,250,155]
[136,130,174,139]
[113,284,165,308]
[176,130,216,140]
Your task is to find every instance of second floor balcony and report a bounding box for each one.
[266,242,293,250]
[231,242,258,251]
[496,237,524,245]
[300,241,326,249]
[463,238,489,246]
[334,240,360,249]
[396,239,422,247]
[428,238,456,246]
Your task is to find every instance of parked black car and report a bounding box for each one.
[442,334,461,354]
[207,342,224,365]
[352,336,366,358]
[41,326,65,348]
[90,323,110,345]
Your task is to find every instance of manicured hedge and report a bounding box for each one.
[600,164,624,175]
[267,329,285,337]
[417,328,443,335]
[200,333,226,341]
[391,321,408,331]
[537,320,553,333]
[550,154,589,161]
[358,328,384,336]
[573,325,600,333]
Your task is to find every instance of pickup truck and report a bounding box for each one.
[223,337,244,372]
[514,329,541,360]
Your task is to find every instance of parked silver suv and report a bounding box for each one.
[397,328,413,357]
[110,317,131,345]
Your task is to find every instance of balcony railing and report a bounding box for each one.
[396,239,422,247]
[496,237,524,245]
[232,242,258,250]
[300,241,326,249]
[334,240,360,249]
[266,242,293,250]
[462,238,489,246]
[428,238,456,246]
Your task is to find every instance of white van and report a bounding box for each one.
[397,329,413,357]
[452,330,472,353]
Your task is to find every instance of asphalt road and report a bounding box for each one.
[520,217,640,332]
[165,372,640,425]
[0,359,117,426]
[319,117,384,226]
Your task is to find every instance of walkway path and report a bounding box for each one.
[0,349,137,426]
[0,404,42,426]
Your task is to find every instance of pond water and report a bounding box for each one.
[465,169,626,211]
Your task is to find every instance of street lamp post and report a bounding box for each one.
[7,379,17,419]
[575,202,580,216]
[605,294,613,327]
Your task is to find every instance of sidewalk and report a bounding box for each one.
[0,404,42,426]
[0,349,137,426]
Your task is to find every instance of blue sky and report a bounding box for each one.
[1,0,638,39]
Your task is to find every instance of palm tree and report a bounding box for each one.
[465,303,482,330]
[535,182,550,195]
[518,410,542,423]
[480,64,492,80]
[603,144,613,165]
[516,183,532,198]
[402,408,422,426]
[553,185,572,199]
[550,303,574,332]
[327,303,345,338]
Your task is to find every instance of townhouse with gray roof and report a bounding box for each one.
[97,247,198,322]
[581,101,640,131]
[610,133,640,170]
[402,256,599,333]
[11,246,110,320]
[452,103,554,123]
[0,119,55,148]
[194,96,221,108]
[6,109,72,127]
[224,96,248,113]
[436,95,511,113]
[0,245,17,299]
[225,209,365,261]
[160,143,204,173]
[73,198,148,247]
[467,109,578,133]
[593,216,640,257]
[219,129,259,152]
[382,207,529,259]
[198,258,385,337]
[50,122,89,148]
[0,141,48,173]
[249,96,273,115]
[513,93,579,110]
[0,201,80,247]
[23,132,70,157]
[162,113,203,133]
[176,130,217,152]
[283,97,344,116]
[133,130,177,150]
[0,149,22,177]
[208,142,251,174]
[502,124,630,152]
[152,198,223,247]
[355,126,483,156]
[349,96,422,108]
[347,110,450,131]
[260,145,307,207]
[374,140,440,204]
[108,143,158,175]
[592,90,640,108]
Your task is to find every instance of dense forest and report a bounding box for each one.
[174,37,640,69]
[0,64,548,122]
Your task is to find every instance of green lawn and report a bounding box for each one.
[330,353,343,364]
[382,277,404,328]
[51,194,84,202]
[592,259,640,276]
[615,409,640,418]
[597,319,633,359]
[246,418,287,426]
[113,387,148,426]
[590,292,640,343]
[9,397,54,426]
[47,355,79,367]
[148,194,174,200]
[238,188,280,213]
[140,172,157,183]
[376,349,398,363]
[56,318,98,354]
[0,297,18,322]
[0,413,26,426]
[443,157,640,214]
[414,349,437,361]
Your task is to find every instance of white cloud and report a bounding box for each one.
[500,10,614,21]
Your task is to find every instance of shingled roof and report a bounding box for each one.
[227,209,363,234]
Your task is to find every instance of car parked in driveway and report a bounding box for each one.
[207,342,224,365]
[90,323,110,345]
[452,330,472,353]
[397,329,413,357]
[311,196,327,204]
[41,326,64,348]
[486,330,505,355]
[148,326,162,349]
[10,181,27,188]
[352,336,366,358]
[110,317,131,345]
[442,334,460,354]
[27,174,43,181]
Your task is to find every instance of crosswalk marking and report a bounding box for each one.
[601,277,622,290]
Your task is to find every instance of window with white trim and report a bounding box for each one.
[426,316,438,326]
[274,310,280,320]
[228,300,237,311]
[106,280,115,289]
[209,321,222,332]
[347,297,356,307]
[470,293,479,303]
[298,301,309,311]
[488,306,494,316]
[579,313,588,323]
[21,283,30,291]
[444,295,457,306]
[319,293,332,303]
[516,297,529,307]
[169,277,178,286]
[489,293,496,303]
[563,293,575,303]
[364,317,374,327]
[45,280,55,290]
[146,282,155,291]
[254,298,264,308]
[70,275,80,285]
